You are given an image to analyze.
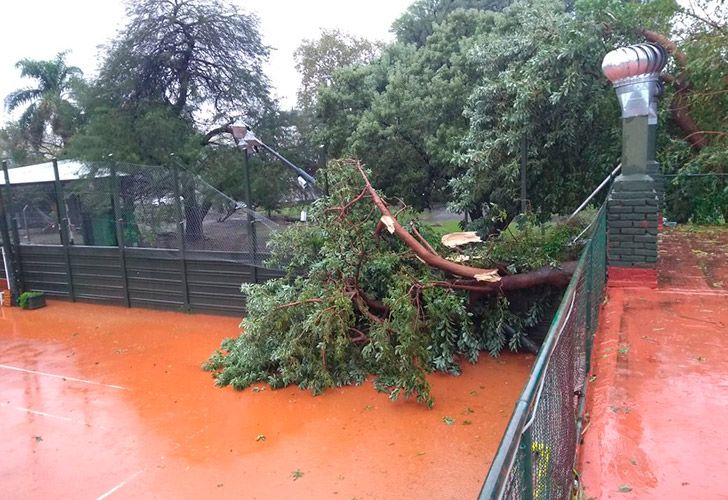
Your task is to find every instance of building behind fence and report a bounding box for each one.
[0,159,285,315]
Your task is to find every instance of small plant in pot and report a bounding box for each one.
[19,291,46,310]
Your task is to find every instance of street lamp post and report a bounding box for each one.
[230,121,320,226]
[230,124,258,270]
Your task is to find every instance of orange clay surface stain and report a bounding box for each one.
[578,227,728,499]
[0,302,533,499]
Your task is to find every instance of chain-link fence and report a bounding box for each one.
[1,160,283,262]
[480,204,607,499]
[0,159,294,313]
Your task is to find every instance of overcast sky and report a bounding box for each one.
[0,0,414,125]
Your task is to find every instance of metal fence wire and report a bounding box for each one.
[0,160,283,264]
[480,204,607,499]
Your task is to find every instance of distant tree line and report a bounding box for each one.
[1,0,726,223]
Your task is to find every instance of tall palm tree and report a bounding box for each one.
[4,52,83,152]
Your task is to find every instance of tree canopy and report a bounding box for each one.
[4,52,83,155]
[97,0,271,127]
[392,0,511,46]
[450,0,624,223]
[294,29,382,114]
[317,9,498,210]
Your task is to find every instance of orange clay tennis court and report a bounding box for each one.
[0,302,533,499]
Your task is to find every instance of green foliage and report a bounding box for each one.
[392,0,512,47]
[294,29,382,114]
[451,0,628,221]
[313,0,723,225]
[96,0,270,123]
[453,0,724,225]
[471,213,590,273]
[65,104,202,166]
[657,1,728,223]
[317,9,498,210]
[205,160,588,406]
[3,51,83,156]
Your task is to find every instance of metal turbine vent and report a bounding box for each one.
[601,43,668,121]
[602,43,668,86]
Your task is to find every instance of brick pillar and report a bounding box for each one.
[607,175,658,268]
[602,44,667,282]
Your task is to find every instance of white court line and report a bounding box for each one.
[5,404,112,430]
[96,470,143,500]
[11,405,75,423]
[657,288,728,297]
[0,364,127,390]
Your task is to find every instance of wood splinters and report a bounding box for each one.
[380,215,396,234]
[474,270,501,283]
[441,231,482,248]
[447,255,471,263]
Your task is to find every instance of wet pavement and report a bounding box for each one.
[0,302,533,499]
[578,227,728,498]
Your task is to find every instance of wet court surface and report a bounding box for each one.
[579,227,728,498]
[0,302,533,499]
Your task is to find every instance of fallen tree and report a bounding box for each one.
[204,160,589,406]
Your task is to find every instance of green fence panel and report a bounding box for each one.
[480,205,607,499]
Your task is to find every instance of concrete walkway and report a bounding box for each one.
[578,227,728,498]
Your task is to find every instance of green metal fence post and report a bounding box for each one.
[171,165,191,312]
[0,171,19,303]
[110,162,131,307]
[52,159,76,301]
[519,429,534,500]
[243,149,258,283]
[585,241,594,328]
[580,242,595,414]
[2,160,24,296]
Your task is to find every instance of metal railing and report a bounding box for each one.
[567,163,620,221]
[480,204,607,499]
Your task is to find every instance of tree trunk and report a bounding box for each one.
[184,200,212,242]
[182,181,213,242]
[641,29,707,150]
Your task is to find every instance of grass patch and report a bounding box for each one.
[425,219,463,238]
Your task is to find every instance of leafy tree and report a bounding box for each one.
[97,0,271,128]
[4,52,83,155]
[392,0,510,46]
[464,0,727,224]
[294,29,382,114]
[66,0,280,239]
[0,124,47,166]
[318,9,496,210]
[651,0,728,223]
[451,0,626,224]
[65,103,201,166]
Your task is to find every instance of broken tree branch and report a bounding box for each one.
[354,161,501,281]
